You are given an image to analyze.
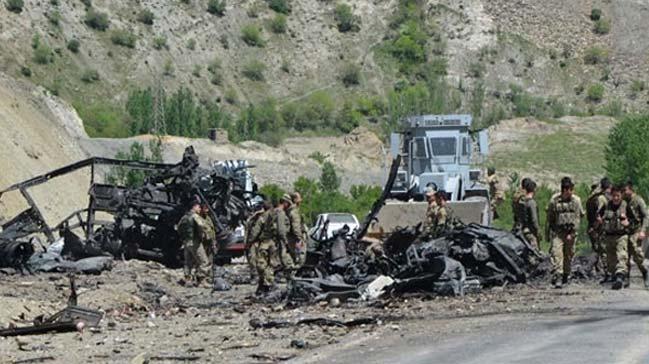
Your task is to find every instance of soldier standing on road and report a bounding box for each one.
[586,178,611,279]
[422,185,438,237]
[177,197,210,287]
[598,185,630,290]
[245,201,270,281]
[288,192,307,267]
[512,177,531,230]
[546,177,584,288]
[253,204,278,294]
[276,194,296,279]
[200,203,216,267]
[622,181,649,288]
[516,179,540,250]
[487,167,504,219]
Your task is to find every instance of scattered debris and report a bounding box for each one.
[249,317,378,330]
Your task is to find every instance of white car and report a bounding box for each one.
[309,213,360,241]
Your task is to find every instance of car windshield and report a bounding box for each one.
[327,214,356,224]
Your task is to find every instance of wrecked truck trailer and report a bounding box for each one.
[0,146,261,271]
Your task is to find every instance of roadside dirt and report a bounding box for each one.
[0,259,636,364]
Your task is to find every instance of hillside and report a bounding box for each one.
[0,0,646,141]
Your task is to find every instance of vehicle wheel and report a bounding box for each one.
[214,257,232,266]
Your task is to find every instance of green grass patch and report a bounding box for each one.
[489,128,607,183]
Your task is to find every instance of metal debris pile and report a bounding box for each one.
[0,146,259,274]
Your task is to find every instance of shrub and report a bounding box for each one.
[340,63,360,86]
[80,0,91,8]
[220,34,229,49]
[163,59,174,76]
[269,14,287,34]
[48,10,61,26]
[33,44,54,64]
[631,80,646,94]
[590,8,602,21]
[84,9,110,31]
[207,58,222,84]
[111,29,137,48]
[241,24,264,47]
[137,9,155,25]
[5,0,24,13]
[587,83,605,102]
[468,62,486,78]
[20,66,31,77]
[583,46,609,65]
[242,60,266,81]
[207,57,221,74]
[67,39,80,53]
[334,3,360,32]
[153,36,167,50]
[224,88,238,104]
[50,0,58,5]
[593,18,610,35]
[207,0,226,16]
[192,65,201,78]
[186,38,196,50]
[268,0,291,14]
[81,69,100,83]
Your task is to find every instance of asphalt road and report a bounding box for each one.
[301,288,649,364]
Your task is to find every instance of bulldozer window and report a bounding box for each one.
[430,137,457,156]
[412,138,428,159]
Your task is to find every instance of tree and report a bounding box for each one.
[334,3,360,32]
[320,161,340,192]
[84,9,110,31]
[5,0,24,13]
[207,0,226,16]
[605,114,649,198]
[105,140,164,187]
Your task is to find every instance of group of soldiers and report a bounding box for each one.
[422,185,453,238]
[244,192,307,294]
[509,175,649,290]
[175,192,307,294]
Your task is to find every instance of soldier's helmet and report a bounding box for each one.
[487,167,496,175]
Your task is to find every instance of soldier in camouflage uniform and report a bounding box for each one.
[487,167,504,219]
[177,198,210,286]
[288,192,307,267]
[512,177,531,230]
[586,178,611,279]
[430,190,453,237]
[422,185,438,237]
[622,181,649,288]
[514,179,540,249]
[597,185,630,290]
[252,205,278,294]
[546,177,584,288]
[276,194,296,278]
[245,201,271,280]
[200,203,216,266]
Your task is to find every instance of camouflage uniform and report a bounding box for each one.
[586,189,608,272]
[286,205,307,267]
[245,210,265,276]
[422,200,438,237]
[487,174,503,217]
[275,207,295,273]
[546,193,584,279]
[430,205,452,237]
[511,189,525,230]
[177,211,210,283]
[517,195,540,249]
[625,193,648,275]
[600,200,629,277]
[252,210,278,291]
[201,215,216,265]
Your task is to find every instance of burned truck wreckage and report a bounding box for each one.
[0,146,259,274]
[0,148,547,301]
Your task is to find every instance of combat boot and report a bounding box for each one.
[562,274,570,285]
[612,273,625,290]
[599,273,610,284]
[551,275,563,289]
[624,273,631,288]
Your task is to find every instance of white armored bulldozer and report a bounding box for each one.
[376,114,491,233]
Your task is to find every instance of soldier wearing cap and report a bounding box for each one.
[177,196,210,286]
